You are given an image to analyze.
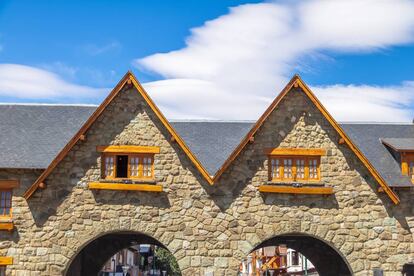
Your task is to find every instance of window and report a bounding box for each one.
[401,153,414,182]
[102,154,154,179]
[0,190,12,218]
[291,250,299,266]
[269,156,320,182]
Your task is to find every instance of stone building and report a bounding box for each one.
[0,72,413,275]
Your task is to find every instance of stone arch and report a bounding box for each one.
[245,232,353,276]
[64,230,179,276]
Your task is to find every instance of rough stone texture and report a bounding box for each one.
[1,86,414,275]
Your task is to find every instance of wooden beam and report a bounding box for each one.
[24,71,214,199]
[212,75,400,205]
[0,222,13,231]
[338,138,345,145]
[79,134,86,141]
[0,180,19,189]
[259,185,333,195]
[0,256,13,265]
[96,145,160,154]
[249,136,254,143]
[89,182,163,192]
[265,148,326,156]
[38,182,46,189]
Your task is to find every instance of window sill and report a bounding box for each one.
[0,256,13,265]
[0,220,14,231]
[89,182,163,192]
[259,184,333,195]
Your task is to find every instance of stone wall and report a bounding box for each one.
[1,86,414,275]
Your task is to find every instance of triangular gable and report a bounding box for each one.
[24,71,213,199]
[212,75,400,205]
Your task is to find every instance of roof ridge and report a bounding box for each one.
[170,119,255,123]
[0,103,99,107]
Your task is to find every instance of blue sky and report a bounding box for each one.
[1,0,414,122]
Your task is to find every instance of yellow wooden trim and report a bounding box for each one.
[259,185,333,195]
[0,180,19,189]
[97,145,160,154]
[214,75,399,204]
[25,72,213,199]
[269,156,321,182]
[266,148,326,156]
[0,222,13,231]
[0,256,13,265]
[89,182,163,192]
[130,77,214,185]
[295,79,399,204]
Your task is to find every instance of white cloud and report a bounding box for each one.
[136,0,414,122]
[314,83,414,122]
[0,64,107,100]
[82,41,122,56]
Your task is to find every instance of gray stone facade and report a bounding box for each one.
[1,82,413,276]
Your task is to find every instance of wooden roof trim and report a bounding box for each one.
[212,76,297,182]
[24,72,212,199]
[129,76,213,185]
[380,139,414,153]
[296,79,399,205]
[213,75,399,204]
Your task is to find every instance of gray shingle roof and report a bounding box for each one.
[0,105,412,187]
[341,124,414,187]
[0,105,95,169]
[171,121,253,175]
[381,138,414,151]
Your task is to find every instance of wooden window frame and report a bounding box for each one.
[102,153,154,180]
[269,155,321,182]
[401,153,414,183]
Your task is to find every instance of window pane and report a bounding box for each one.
[0,191,11,216]
[410,161,414,180]
[309,159,318,179]
[271,159,280,179]
[104,156,114,177]
[296,159,305,179]
[143,156,152,177]
[284,159,292,178]
[129,157,139,177]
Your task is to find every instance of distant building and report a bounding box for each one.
[239,246,318,275]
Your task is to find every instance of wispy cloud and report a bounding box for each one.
[0,64,108,101]
[136,0,414,122]
[82,41,122,56]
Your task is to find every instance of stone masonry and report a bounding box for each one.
[1,82,414,275]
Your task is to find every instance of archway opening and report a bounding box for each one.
[238,233,352,276]
[66,231,180,276]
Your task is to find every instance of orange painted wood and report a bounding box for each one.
[97,145,160,154]
[0,222,13,231]
[213,75,399,204]
[0,180,19,189]
[89,182,163,192]
[259,185,333,195]
[0,256,13,265]
[265,148,326,156]
[24,72,213,199]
